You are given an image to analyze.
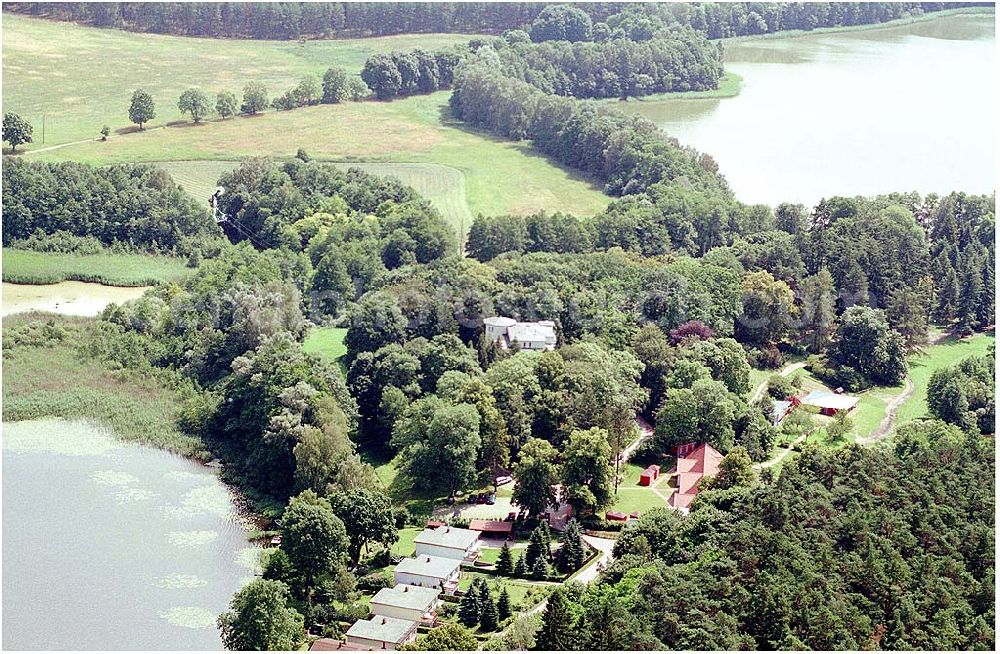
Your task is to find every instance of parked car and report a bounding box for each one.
[486,493,496,505]
[495,475,513,486]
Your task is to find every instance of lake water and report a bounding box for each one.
[621,13,996,205]
[2,418,258,650]
[2,281,152,317]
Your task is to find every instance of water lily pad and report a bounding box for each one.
[2,419,124,457]
[155,574,209,589]
[160,606,216,629]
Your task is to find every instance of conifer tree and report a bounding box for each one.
[535,588,577,650]
[496,541,514,576]
[555,519,586,573]
[479,586,500,632]
[458,583,482,627]
[530,555,550,580]
[513,553,528,578]
[497,587,513,621]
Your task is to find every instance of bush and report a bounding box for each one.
[356,572,394,592]
[392,506,410,529]
[766,375,797,400]
[806,354,870,393]
[748,344,784,369]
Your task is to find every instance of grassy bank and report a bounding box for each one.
[35,93,611,225]
[604,71,743,104]
[723,6,994,44]
[1,13,477,149]
[1,314,207,457]
[2,248,195,286]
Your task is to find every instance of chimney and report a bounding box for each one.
[425,556,431,562]
[403,586,409,592]
[382,617,387,625]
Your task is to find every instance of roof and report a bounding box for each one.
[801,391,859,410]
[672,444,723,503]
[507,322,557,345]
[468,519,513,534]
[346,616,416,644]
[484,316,517,327]
[773,400,793,423]
[641,465,661,476]
[371,584,440,612]
[413,526,480,551]
[394,556,461,580]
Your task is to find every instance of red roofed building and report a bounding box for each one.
[669,443,723,511]
[468,519,513,539]
[639,464,661,486]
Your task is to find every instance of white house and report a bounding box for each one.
[393,555,461,592]
[483,316,557,351]
[345,615,418,651]
[413,526,481,562]
[370,584,441,624]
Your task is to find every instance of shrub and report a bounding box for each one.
[356,572,393,592]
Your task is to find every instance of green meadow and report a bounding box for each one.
[2,13,477,148]
[302,326,349,362]
[2,248,194,286]
[896,331,995,426]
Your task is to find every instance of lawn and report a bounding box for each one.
[302,326,348,362]
[2,13,478,149]
[36,93,611,225]
[391,527,422,559]
[896,331,995,426]
[2,248,195,286]
[607,461,670,515]
[1,314,206,457]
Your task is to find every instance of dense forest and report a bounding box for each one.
[5,2,988,39]
[540,429,995,650]
[1,158,221,254]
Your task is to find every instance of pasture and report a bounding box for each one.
[38,93,611,223]
[1,248,194,286]
[2,13,477,148]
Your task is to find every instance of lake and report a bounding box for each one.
[1,281,152,317]
[2,418,258,650]
[620,13,996,205]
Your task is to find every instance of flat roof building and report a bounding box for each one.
[393,555,461,592]
[370,584,440,624]
[345,616,418,651]
[413,525,481,561]
[801,390,859,416]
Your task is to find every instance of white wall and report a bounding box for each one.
[370,603,425,623]
[393,571,441,589]
[414,542,469,561]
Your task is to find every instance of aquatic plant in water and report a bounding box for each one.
[2,418,124,457]
[159,606,216,629]
[167,530,219,548]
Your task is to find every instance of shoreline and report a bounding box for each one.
[722,6,994,44]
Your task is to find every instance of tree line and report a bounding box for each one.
[1,158,221,255]
[5,2,984,40]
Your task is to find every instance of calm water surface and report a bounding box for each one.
[1,281,152,317]
[621,13,996,205]
[2,418,258,650]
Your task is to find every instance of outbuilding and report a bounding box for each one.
[638,464,661,486]
[800,390,859,416]
[345,616,418,651]
[468,519,514,540]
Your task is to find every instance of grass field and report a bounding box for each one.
[896,331,995,426]
[302,326,348,361]
[1,314,206,457]
[2,13,478,149]
[607,461,670,515]
[37,92,611,224]
[159,160,474,241]
[2,248,195,286]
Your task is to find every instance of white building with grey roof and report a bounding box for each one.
[413,525,481,561]
[393,555,461,592]
[370,584,441,624]
[483,316,557,351]
[345,615,417,650]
